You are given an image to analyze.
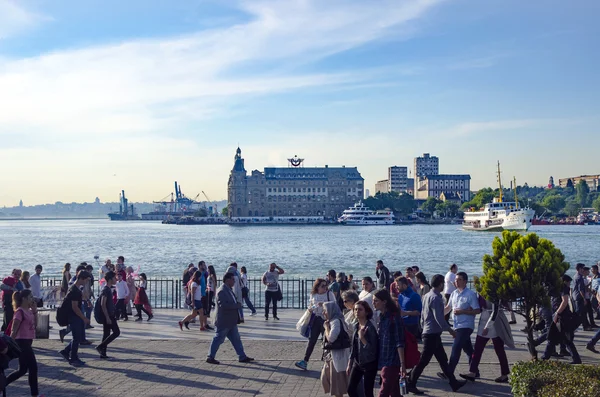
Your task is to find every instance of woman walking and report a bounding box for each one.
[5,290,41,397]
[240,267,257,316]
[179,271,207,331]
[295,278,336,370]
[415,272,431,299]
[125,266,136,317]
[342,290,360,326]
[373,289,406,397]
[133,273,153,322]
[347,301,379,397]
[61,263,71,297]
[206,265,217,319]
[460,294,515,383]
[21,271,31,291]
[321,301,351,397]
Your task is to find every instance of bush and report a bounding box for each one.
[510,360,600,397]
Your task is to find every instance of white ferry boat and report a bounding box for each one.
[338,202,395,225]
[463,163,534,231]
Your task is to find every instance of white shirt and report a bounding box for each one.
[444,271,457,295]
[30,274,42,298]
[241,273,248,288]
[115,280,130,299]
[192,282,203,301]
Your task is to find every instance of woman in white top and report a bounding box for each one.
[240,267,257,316]
[295,278,336,370]
[179,271,206,331]
[321,301,351,397]
[342,290,360,327]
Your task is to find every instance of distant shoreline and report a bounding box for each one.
[0,217,106,221]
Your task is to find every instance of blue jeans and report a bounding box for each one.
[208,325,246,360]
[448,328,473,374]
[64,315,84,361]
[243,296,256,314]
[589,328,600,346]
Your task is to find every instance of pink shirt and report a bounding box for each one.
[13,308,35,340]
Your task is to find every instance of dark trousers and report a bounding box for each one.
[348,360,377,397]
[448,328,473,375]
[378,366,400,397]
[1,304,14,332]
[469,336,509,376]
[98,317,121,351]
[265,290,278,318]
[64,315,84,361]
[405,323,420,339]
[409,333,457,387]
[135,304,151,319]
[585,299,596,326]
[575,298,589,328]
[206,291,214,317]
[5,339,38,396]
[543,332,581,363]
[116,299,127,319]
[303,316,325,362]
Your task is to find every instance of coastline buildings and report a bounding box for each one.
[375,179,389,194]
[388,166,408,193]
[415,175,471,202]
[558,175,599,190]
[414,153,439,179]
[227,148,364,218]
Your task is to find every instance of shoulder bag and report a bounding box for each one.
[323,319,351,350]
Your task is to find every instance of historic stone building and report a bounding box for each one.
[227,148,364,218]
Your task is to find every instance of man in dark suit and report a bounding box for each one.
[206,272,254,364]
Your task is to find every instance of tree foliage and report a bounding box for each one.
[461,187,495,210]
[364,192,417,215]
[541,195,566,214]
[594,196,600,213]
[421,197,441,214]
[564,200,582,217]
[475,231,569,359]
[576,180,590,207]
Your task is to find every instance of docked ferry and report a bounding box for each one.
[338,202,395,225]
[462,163,534,231]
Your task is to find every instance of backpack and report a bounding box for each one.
[93,295,105,325]
[56,302,70,327]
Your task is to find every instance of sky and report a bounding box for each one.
[0,0,599,206]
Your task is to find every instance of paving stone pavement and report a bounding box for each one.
[3,309,599,396]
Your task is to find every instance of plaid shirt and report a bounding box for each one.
[377,311,405,369]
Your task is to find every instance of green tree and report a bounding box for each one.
[593,196,600,213]
[576,180,590,207]
[564,201,581,217]
[421,197,441,214]
[461,187,496,210]
[541,195,565,213]
[222,207,229,217]
[364,192,416,216]
[475,231,569,359]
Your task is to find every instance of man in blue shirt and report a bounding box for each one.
[443,271,480,377]
[396,276,422,338]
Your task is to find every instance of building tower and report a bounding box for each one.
[227,147,248,218]
[548,176,555,189]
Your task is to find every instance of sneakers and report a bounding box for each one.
[205,325,214,331]
[147,314,154,321]
[96,346,108,359]
[239,356,255,363]
[587,343,599,353]
[59,329,66,343]
[451,380,467,392]
[459,373,477,382]
[135,317,143,322]
[250,312,257,317]
[407,384,425,395]
[80,340,92,346]
[294,360,308,370]
[70,359,86,367]
[184,322,190,330]
[273,316,280,320]
[206,357,220,365]
[85,324,94,329]
[495,375,509,383]
[178,321,184,331]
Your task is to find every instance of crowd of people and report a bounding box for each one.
[0,257,598,397]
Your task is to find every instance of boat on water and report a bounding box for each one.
[462,163,534,231]
[107,190,141,221]
[338,202,395,225]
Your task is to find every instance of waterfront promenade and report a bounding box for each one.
[4,309,599,396]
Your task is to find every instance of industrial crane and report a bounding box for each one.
[202,191,218,216]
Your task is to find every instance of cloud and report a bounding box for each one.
[0,0,46,40]
[0,0,443,142]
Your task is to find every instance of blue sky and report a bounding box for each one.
[0,0,599,206]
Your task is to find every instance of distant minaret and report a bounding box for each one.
[548,176,555,189]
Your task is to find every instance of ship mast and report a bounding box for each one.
[497,161,503,203]
[513,176,519,208]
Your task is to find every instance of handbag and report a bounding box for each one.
[323,319,351,350]
[274,285,283,301]
[297,311,315,338]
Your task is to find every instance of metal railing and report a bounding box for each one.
[39,277,477,310]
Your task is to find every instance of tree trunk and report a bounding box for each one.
[524,304,538,360]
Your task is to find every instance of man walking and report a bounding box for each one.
[573,263,592,331]
[59,271,92,366]
[443,264,458,324]
[206,272,254,365]
[396,277,422,338]
[30,265,43,307]
[96,271,121,359]
[444,271,480,376]
[375,260,391,290]
[263,263,284,321]
[408,274,466,395]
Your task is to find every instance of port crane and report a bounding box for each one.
[202,191,218,216]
